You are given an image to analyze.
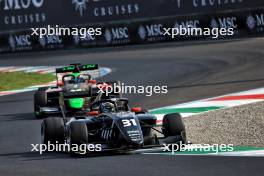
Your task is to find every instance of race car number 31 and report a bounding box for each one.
[122,119,137,127]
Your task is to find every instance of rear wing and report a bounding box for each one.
[56,64,99,73]
[56,64,100,83]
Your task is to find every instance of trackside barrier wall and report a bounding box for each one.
[0,0,264,53]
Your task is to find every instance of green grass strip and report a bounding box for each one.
[0,72,55,91]
[150,106,224,114]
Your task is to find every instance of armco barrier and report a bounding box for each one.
[0,8,264,53]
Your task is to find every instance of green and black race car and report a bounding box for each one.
[34,63,100,118]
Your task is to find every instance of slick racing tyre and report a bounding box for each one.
[69,122,88,156]
[34,91,48,118]
[41,117,65,145]
[162,113,186,143]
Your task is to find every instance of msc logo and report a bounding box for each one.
[73,33,95,45]
[39,35,62,47]
[247,14,264,30]
[9,35,31,50]
[138,24,163,40]
[211,17,237,29]
[104,27,129,43]
[174,20,200,29]
[72,0,89,17]
[2,0,44,10]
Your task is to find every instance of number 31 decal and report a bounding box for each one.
[122,119,137,127]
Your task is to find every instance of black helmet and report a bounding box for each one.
[100,102,115,113]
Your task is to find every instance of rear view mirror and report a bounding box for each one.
[131,107,143,113]
[88,80,97,84]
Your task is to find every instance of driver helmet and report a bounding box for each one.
[76,74,90,83]
[100,102,115,113]
[76,77,85,83]
[64,75,75,84]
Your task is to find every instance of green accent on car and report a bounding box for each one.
[72,73,81,78]
[150,106,224,114]
[68,98,84,109]
[82,64,97,69]
[62,64,97,72]
[62,65,75,71]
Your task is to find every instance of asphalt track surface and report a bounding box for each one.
[0,38,264,176]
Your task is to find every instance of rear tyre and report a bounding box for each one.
[69,122,88,156]
[34,91,48,118]
[41,117,65,145]
[162,113,186,143]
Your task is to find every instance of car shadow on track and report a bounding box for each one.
[0,151,132,161]
[0,98,33,104]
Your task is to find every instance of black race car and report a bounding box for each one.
[41,98,186,156]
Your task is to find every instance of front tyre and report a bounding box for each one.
[162,113,186,143]
[69,122,88,156]
[41,117,65,145]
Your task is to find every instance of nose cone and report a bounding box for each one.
[127,130,144,146]
[115,113,144,146]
